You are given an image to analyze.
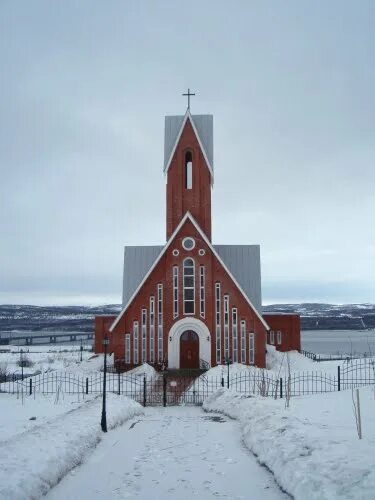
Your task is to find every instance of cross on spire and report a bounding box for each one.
[182,88,196,110]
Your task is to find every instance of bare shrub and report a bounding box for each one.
[0,362,8,382]
[18,355,34,368]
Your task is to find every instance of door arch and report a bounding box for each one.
[168,317,211,369]
[180,330,199,369]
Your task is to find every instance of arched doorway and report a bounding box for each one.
[180,330,199,369]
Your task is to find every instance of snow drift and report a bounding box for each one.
[203,388,375,500]
[0,394,143,500]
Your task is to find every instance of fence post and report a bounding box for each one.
[279,378,283,399]
[163,374,167,407]
[86,377,89,395]
[221,375,224,387]
[337,366,341,391]
[143,375,147,407]
[29,378,32,396]
[118,372,121,396]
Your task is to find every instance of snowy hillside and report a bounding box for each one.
[0,303,374,333]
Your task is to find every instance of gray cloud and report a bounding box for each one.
[1,1,374,304]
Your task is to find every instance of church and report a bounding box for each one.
[95,95,300,370]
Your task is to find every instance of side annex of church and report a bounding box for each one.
[95,104,300,370]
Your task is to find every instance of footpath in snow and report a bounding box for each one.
[46,406,288,500]
[0,394,143,500]
[204,388,375,500]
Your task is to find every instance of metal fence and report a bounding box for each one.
[300,349,374,362]
[1,358,374,405]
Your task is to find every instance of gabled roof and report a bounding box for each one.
[164,110,214,183]
[122,244,262,313]
[110,212,269,332]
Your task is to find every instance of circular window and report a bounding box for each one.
[198,249,206,256]
[172,249,179,257]
[182,237,195,251]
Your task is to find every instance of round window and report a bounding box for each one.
[198,249,206,256]
[172,249,179,257]
[182,237,195,251]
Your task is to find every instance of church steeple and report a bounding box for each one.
[164,109,213,241]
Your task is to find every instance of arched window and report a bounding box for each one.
[185,151,193,189]
[183,258,195,314]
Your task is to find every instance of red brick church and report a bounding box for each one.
[95,97,300,370]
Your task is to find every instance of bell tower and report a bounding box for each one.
[164,103,214,241]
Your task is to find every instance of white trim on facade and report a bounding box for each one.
[224,295,229,360]
[270,330,275,345]
[240,320,246,363]
[183,257,195,315]
[110,212,270,333]
[277,330,282,345]
[173,266,179,319]
[249,332,255,364]
[125,333,131,364]
[149,296,155,362]
[167,317,211,369]
[232,308,238,362]
[199,266,205,318]
[157,284,163,363]
[215,282,221,364]
[141,308,147,362]
[133,321,139,365]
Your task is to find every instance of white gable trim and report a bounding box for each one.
[164,110,214,185]
[110,212,192,332]
[186,214,269,331]
[110,212,269,333]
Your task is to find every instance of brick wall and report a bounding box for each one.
[263,314,301,352]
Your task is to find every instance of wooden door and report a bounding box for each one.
[180,330,199,369]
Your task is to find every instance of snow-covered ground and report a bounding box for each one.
[204,387,375,500]
[0,344,101,376]
[46,406,288,500]
[0,394,143,500]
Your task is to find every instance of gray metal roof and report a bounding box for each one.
[122,246,163,307]
[214,245,262,312]
[122,244,262,312]
[164,114,214,171]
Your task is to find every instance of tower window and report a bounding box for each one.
[185,151,193,189]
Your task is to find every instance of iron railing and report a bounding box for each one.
[1,358,374,405]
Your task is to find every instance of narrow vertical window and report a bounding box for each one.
[173,266,179,319]
[240,320,246,363]
[270,330,275,345]
[157,284,163,362]
[141,308,147,362]
[125,334,131,364]
[183,258,195,314]
[215,283,221,364]
[149,296,155,362]
[224,295,229,360]
[277,330,282,345]
[185,151,193,189]
[199,266,205,318]
[249,332,255,364]
[133,321,139,365]
[232,308,238,362]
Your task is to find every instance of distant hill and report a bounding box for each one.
[263,303,375,330]
[0,303,374,332]
[0,304,121,333]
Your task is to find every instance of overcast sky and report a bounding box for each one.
[1,1,374,305]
